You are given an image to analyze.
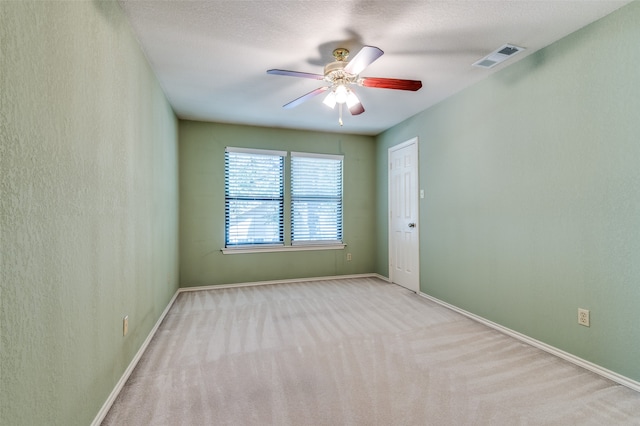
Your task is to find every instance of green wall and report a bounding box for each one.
[0,1,179,425]
[376,1,640,382]
[179,121,376,286]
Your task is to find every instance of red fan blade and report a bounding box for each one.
[283,87,329,109]
[267,69,324,80]
[344,46,384,75]
[360,77,422,91]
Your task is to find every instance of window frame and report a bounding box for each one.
[290,151,344,246]
[222,148,345,254]
[224,147,287,249]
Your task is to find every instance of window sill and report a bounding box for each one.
[221,244,346,255]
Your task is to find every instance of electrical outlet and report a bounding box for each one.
[578,308,590,327]
[346,253,352,261]
[123,316,129,336]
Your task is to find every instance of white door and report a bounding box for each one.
[388,138,419,292]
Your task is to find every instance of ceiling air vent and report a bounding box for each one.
[472,44,525,69]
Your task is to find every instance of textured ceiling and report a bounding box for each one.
[119,1,631,135]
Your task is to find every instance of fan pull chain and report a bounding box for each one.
[339,103,344,126]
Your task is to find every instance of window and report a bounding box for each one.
[291,152,343,245]
[224,148,343,252]
[225,147,286,247]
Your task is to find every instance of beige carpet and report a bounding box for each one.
[102,277,640,425]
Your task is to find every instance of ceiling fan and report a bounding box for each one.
[267,46,422,126]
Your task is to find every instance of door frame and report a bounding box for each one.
[388,137,420,292]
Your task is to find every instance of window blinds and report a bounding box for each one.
[225,148,286,246]
[290,152,343,244]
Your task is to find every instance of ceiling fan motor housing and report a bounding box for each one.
[325,48,357,86]
[324,61,356,86]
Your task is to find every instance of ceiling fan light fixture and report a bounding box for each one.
[346,91,360,108]
[334,84,348,104]
[322,91,337,109]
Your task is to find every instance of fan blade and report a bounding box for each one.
[267,69,324,80]
[360,77,422,91]
[283,87,329,109]
[344,46,384,75]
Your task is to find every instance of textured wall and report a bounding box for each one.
[179,121,377,286]
[376,1,640,382]
[0,1,179,424]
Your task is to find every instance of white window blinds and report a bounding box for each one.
[291,152,343,245]
[225,148,286,247]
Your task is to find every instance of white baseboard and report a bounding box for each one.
[178,273,386,292]
[418,291,640,393]
[91,289,180,426]
[372,273,391,282]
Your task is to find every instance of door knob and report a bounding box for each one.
[408,223,416,228]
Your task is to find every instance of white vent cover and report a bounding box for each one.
[472,44,525,69]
